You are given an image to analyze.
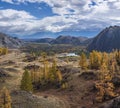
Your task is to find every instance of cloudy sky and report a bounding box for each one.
[0,0,120,38]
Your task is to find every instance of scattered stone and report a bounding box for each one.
[112,76,120,87]
[24,64,40,71]
[79,71,97,80]
[0,68,10,77]
[99,96,120,108]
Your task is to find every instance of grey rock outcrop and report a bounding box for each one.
[0,32,23,48]
[87,26,120,52]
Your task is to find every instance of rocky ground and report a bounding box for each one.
[11,91,68,108]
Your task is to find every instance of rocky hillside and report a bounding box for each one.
[87,26,120,52]
[0,32,23,48]
[50,35,88,45]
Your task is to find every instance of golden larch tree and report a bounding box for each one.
[79,52,88,70]
[0,87,12,108]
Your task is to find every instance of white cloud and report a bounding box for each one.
[113,1,120,9]
[0,0,120,36]
[1,0,13,4]
[0,9,77,35]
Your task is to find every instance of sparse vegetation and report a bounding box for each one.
[21,43,85,55]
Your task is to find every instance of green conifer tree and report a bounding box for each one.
[20,70,33,92]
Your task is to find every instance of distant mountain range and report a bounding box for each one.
[1,25,120,52]
[50,35,88,45]
[29,26,120,52]
[0,33,23,48]
[87,26,120,52]
[29,35,93,46]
